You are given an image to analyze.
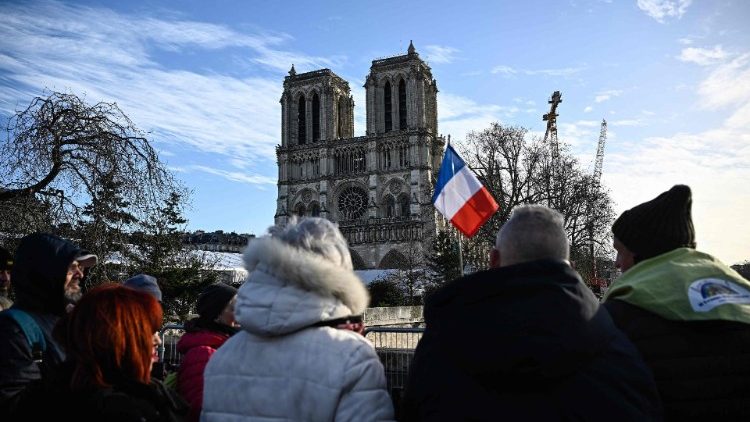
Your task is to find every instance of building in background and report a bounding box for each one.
[275,42,444,269]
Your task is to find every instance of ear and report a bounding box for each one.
[490,248,501,268]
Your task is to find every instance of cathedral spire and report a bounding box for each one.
[407,40,416,55]
[289,64,296,76]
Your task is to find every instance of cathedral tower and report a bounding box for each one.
[275,43,444,270]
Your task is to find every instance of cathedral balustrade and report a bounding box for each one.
[338,218,424,245]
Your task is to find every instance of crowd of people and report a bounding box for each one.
[0,183,748,421]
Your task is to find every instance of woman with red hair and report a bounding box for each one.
[9,283,187,421]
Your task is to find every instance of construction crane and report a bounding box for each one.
[589,119,608,294]
[542,91,562,158]
[593,119,607,184]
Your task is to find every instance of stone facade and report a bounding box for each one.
[275,42,444,269]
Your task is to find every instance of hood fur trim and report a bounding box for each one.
[242,237,369,315]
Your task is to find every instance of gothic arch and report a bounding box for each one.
[297,93,306,145]
[337,96,345,139]
[349,249,366,270]
[308,201,321,217]
[398,78,407,130]
[383,80,392,132]
[398,193,410,218]
[382,194,396,218]
[312,92,321,142]
[294,203,306,217]
[379,249,408,270]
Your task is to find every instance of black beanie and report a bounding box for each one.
[196,283,237,322]
[612,184,696,261]
[0,247,12,271]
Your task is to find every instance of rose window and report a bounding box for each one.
[338,187,368,220]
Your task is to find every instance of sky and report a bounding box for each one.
[1,0,748,264]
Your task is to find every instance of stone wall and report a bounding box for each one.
[364,305,423,327]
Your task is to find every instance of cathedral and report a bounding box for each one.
[274,42,445,270]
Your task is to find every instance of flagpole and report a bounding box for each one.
[457,230,465,277]
[445,136,465,277]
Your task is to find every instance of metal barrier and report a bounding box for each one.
[158,323,425,407]
[158,324,186,372]
[364,327,424,412]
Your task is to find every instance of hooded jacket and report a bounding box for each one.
[401,260,662,421]
[201,236,394,421]
[604,248,750,420]
[0,233,82,406]
[176,321,234,422]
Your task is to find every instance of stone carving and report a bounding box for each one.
[389,179,403,195]
[302,190,312,203]
[338,186,368,220]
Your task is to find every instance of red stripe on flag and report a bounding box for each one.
[450,187,499,237]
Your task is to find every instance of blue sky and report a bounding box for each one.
[1,0,749,264]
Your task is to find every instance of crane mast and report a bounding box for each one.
[589,119,608,295]
[543,91,562,158]
[593,119,607,184]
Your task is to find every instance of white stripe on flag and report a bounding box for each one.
[433,165,483,219]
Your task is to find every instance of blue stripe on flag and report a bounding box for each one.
[432,144,466,203]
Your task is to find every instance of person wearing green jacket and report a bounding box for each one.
[604,184,750,421]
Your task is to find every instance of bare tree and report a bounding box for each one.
[455,122,616,287]
[1,91,187,285]
[1,92,178,222]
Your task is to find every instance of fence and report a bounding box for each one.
[363,327,424,412]
[158,325,424,403]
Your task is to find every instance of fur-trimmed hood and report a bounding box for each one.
[235,236,369,337]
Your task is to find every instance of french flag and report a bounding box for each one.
[432,144,499,237]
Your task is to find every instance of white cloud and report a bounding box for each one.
[490,65,584,77]
[678,46,728,66]
[605,125,749,264]
[678,37,694,45]
[0,1,344,166]
[594,89,623,103]
[604,47,750,265]
[584,106,594,113]
[491,65,517,76]
[609,118,646,126]
[187,165,276,186]
[423,45,459,64]
[698,53,750,110]
[438,93,521,139]
[637,0,692,23]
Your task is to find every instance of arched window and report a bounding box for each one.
[295,203,306,217]
[297,95,306,145]
[398,79,407,129]
[309,202,320,217]
[385,196,395,218]
[399,194,410,218]
[384,81,392,132]
[337,99,345,138]
[312,93,320,142]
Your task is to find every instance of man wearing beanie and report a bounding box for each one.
[176,283,238,422]
[123,274,162,302]
[604,185,750,421]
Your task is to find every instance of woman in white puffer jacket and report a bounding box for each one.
[201,217,394,422]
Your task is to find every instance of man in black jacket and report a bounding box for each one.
[402,205,662,421]
[0,233,97,411]
[604,185,750,421]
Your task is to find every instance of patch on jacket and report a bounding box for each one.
[689,278,750,312]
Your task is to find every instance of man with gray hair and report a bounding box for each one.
[402,205,662,421]
[202,217,393,421]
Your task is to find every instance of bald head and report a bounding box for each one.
[491,205,570,268]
